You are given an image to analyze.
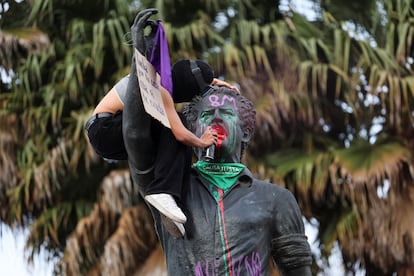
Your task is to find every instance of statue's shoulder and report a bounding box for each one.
[251,177,290,195]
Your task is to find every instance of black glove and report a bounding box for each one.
[131,8,158,57]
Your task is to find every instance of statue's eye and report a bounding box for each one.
[222,109,235,116]
[200,110,214,119]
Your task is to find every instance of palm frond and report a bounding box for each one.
[0,113,20,205]
[28,0,53,24]
[98,206,157,275]
[91,16,131,78]
[58,169,157,275]
[341,183,414,274]
[0,28,50,70]
[8,138,72,224]
[333,138,411,185]
[318,206,360,258]
[265,147,333,204]
[26,200,93,262]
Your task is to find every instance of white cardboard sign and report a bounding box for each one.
[134,49,170,128]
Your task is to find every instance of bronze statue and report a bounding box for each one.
[123,9,313,275]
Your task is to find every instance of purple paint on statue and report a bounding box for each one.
[208,95,237,109]
[194,252,262,276]
[149,20,173,95]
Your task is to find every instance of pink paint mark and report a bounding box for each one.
[208,95,237,109]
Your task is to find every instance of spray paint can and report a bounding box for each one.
[202,144,215,161]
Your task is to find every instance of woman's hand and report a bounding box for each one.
[199,126,218,148]
[211,78,240,93]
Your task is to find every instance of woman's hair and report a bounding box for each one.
[183,86,256,158]
[171,59,214,103]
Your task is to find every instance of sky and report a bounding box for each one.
[0,225,54,276]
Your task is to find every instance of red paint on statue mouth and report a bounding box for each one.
[211,125,227,151]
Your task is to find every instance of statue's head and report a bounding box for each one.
[183,87,256,163]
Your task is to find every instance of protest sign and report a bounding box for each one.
[134,49,170,128]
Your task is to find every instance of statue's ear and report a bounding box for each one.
[241,129,252,143]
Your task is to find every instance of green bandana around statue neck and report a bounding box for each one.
[193,161,246,193]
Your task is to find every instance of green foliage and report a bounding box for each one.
[1,0,414,274]
[1,0,135,268]
[27,200,93,259]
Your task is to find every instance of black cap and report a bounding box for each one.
[172,59,214,103]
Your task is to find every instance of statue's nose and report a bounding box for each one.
[212,109,223,122]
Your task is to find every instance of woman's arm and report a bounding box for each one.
[93,88,124,115]
[160,87,217,148]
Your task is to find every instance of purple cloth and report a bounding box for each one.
[150,20,173,95]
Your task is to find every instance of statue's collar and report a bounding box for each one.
[192,162,253,189]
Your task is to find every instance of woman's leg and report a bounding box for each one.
[87,111,128,160]
[145,122,191,202]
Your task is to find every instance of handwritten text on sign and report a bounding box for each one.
[134,49,170,128]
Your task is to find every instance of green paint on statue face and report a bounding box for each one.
[195,93,243,162]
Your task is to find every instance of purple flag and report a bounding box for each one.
[150,20,173,95]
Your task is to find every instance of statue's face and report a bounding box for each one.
[194,93,243,162]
